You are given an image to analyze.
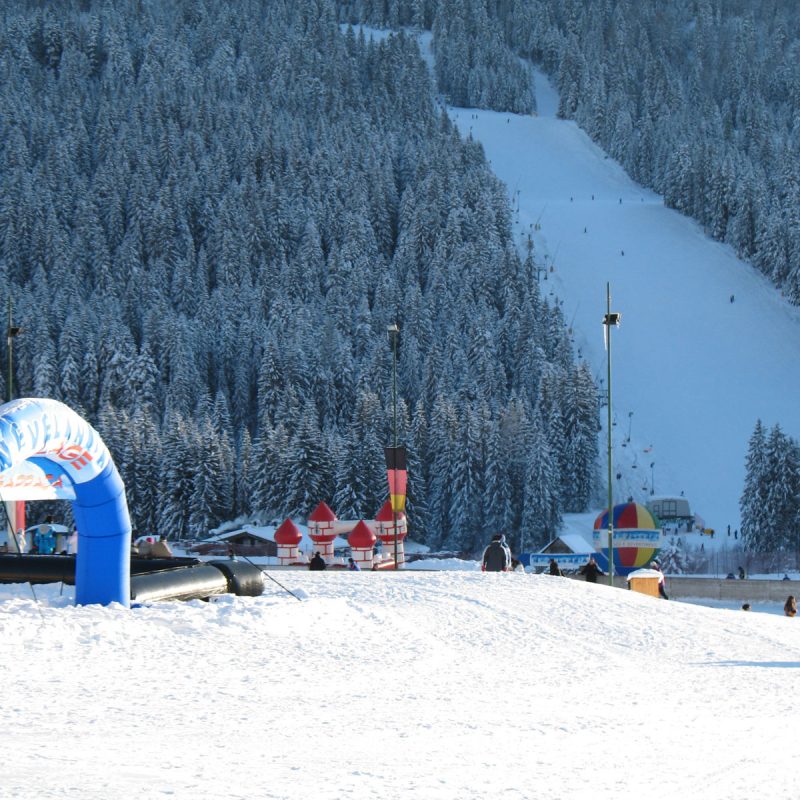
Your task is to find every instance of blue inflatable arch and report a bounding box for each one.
[0,399,131,606]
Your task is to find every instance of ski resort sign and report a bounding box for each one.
[0,398,110,485]
[0,460,76,500]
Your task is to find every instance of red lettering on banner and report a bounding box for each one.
[57,445,93,470]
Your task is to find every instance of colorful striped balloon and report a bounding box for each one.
[593,502,659,531]
[592,502,661,576]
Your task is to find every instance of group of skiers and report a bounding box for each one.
[482,539,669,599]
[308,552,361,571]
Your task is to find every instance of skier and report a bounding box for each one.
[150,536,174,558]
[34,517,56,555]
[548,558,562,576]
[67,526,78,555]
[481,534,511,572]
[347,557,360,571]
[784,595,797,617]
[8,528,25,554]
[579,556,605,583]
[650,560,669,599]
[309,551,326,571]
[730,294,735,303]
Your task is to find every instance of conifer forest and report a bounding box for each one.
[1,0,798,553]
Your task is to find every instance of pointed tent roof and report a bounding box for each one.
[348,520,377,548]
[308,502,337,523]
[375,500,406,523]
[274,518,302,545]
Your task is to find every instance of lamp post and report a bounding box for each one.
[603,283,621,587]
[5,297,23,545]
[7,297,22,403]
[387,323,400,570]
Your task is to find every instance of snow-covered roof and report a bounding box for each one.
[541,532,594,554]
[626,568,662,580]
[558,533,594,553]
[216,528,272,543]
[25,523,69,534]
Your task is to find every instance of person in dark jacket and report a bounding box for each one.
[548,558,562,576]
[482,534,511,572]
[650,560,669,599]
[309,551,326,571]
[579,556,605,583]
[784,595,797,617]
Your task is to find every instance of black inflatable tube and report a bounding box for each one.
[0,554,265,603]
[130,564,229,604]
[208,559,265,597]
[0,554,76,585]
[0,554,201,585]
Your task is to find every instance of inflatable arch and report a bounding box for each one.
[0,399,131,606]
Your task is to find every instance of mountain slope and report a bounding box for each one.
[450,70,800,533]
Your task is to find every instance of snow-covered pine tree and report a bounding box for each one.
[740,419,769,552]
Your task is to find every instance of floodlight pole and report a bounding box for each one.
[7,296,21,403]
[388,323,400,570]
[5,296,23,546]
[603,283,621,587]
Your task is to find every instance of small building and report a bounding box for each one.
[646,496,692,524]
[191,528,277,557]
[524,533,595,572]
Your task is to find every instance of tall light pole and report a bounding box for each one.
[603,283,621,587]
[7,297,22,403]
[387,323,400,570]
[5,296,23,548]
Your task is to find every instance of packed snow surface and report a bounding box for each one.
[3,571,799,799]
[449,70,800,535]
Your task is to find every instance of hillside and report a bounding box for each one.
[0,4,596,553]
[3,571,799,798]
[448,67,800,535]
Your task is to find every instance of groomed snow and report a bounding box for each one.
[3,572,799,799]
[448,69,800,536]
